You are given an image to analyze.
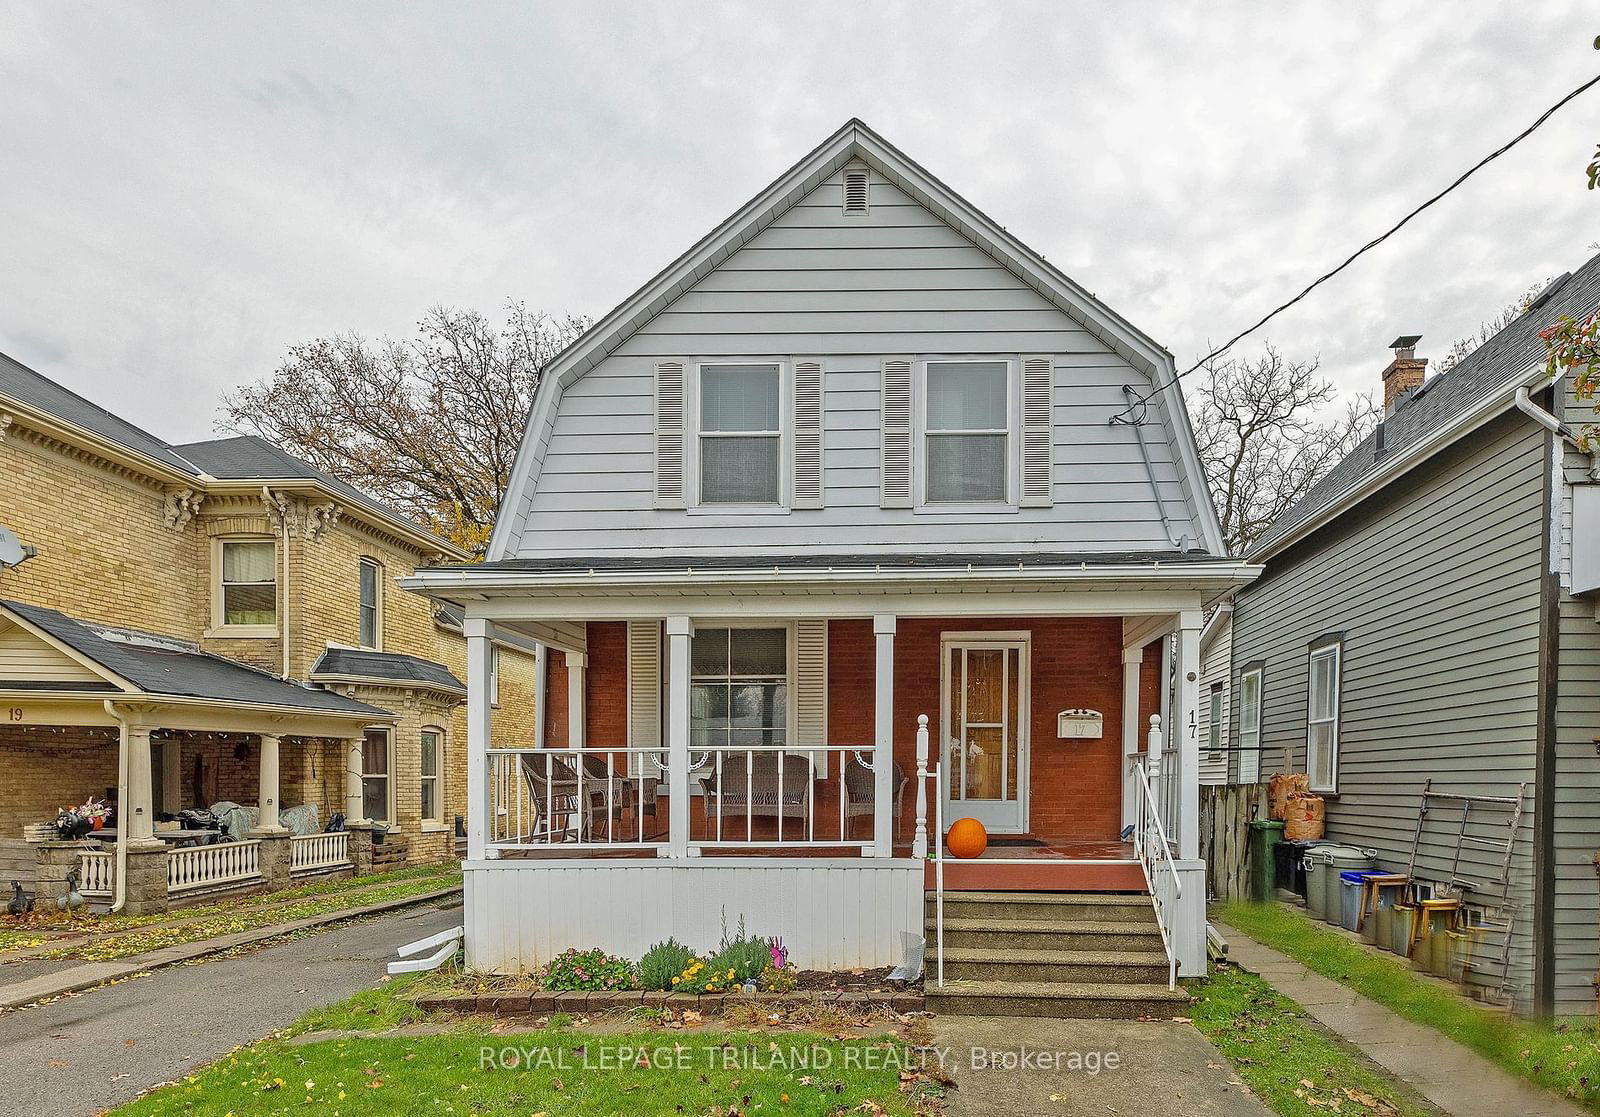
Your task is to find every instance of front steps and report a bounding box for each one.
[924,891,1189,1019]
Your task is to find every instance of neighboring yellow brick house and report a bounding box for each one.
[0,351,538,911]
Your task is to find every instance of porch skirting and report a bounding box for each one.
[462,858,924,974]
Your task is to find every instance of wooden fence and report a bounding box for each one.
[1200,783,1269,901]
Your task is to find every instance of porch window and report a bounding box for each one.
[1207,683,1224,763]
[361,727,391,823]
[1307,641,1341,792]
[1238,666,1262,784]
[218,540,276,628]
[699,363,781,504]
[925,360,1008,503]
[690,627,788,754]
[419,728,442,824]
[358,558,382,649]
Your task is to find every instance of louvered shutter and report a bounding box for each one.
[654,361,686,508]
[1020,355,1054,507]
[880,357,912,508]
[792,619,828,775]
[628,620,662,776]
[793,359,823,508]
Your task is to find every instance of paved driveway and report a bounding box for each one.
[0,901,460,1117]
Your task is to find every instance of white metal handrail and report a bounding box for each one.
[1131,752,1181,990]
[168,839,262,893]
[290,831,350,874]
[79,848,114,897]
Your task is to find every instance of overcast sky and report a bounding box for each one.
[2,2,1596,443]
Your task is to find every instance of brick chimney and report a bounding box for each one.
[1382,334,1427,412]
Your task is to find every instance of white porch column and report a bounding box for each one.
[872,615,896,856]
[160,738,182,815]
[665,616,693,859]
[466,618,492,861]
[1176,610,1203,861]
[1120,646,1144,831]
[257,733,284,831]
[345,736,366,825]
[125,726,155,843]
[567,651,587,749]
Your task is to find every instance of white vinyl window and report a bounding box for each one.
[217,539,277,630]
[1207,684,1224,762]
[361,727,392,823]
[925,360,1009,503]
[690,627,789,754]
[1307,642,1342,792]
[489,645,501,708]
[1238,667,1262,784]
[419,728,442,825]
[358,558,382,649]
[699,363,782,504]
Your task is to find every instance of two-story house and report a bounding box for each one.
[0,352,537,914]
[404,120,1259,1016]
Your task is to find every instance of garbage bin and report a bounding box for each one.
[1339,871,1372,931]
[1249,819,1285,901]
[1304,848,1332,920]
[1318,845,1378,923]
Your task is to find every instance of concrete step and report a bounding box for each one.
[926,979,1189,1019]
[925,891,1156,923]
[938,947,1171,985]
[938,917,1165,952]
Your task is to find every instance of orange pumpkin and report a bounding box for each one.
[946,817,988,859]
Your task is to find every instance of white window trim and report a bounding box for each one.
[913,357,1021,513]
[1207,683,1224,762]
[358,557,383,651]
[207,536,279,639]
[489,645,501,708]
[1238,666,1263,786]
[419,725,445,831]
[682,619,801,774]
[688,359,791,513]
[1306,641,1342,794]
[361,726,396,826]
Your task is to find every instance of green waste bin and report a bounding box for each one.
[1249,819,1285,901]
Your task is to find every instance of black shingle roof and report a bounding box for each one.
[1248,253,1600,557]
[171,435,412,528]
[310,646,465,694]
[2,600,389,717]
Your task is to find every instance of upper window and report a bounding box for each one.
[218,540,276,629]
[925,360,1008,503]
[1239,667,1263,784]
[1307,642,1342,792]
[690,627,788,754]
[699,363,782,505]
[419,728,442,824]
[361,727,391,823]
[1207,683,1224,762]
[358,558,382,649]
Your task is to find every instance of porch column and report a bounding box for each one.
[1176,610,1202,860]
[466,617,492,861]
[344,736,366,825]
[567,651,587,748]
[257,733,284,831]
[872,615,896,856]
[665,615,693,859]
[125,726,156,843]
[1120,646,1143,831]
[160,738,182,815]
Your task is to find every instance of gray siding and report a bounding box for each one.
[506,169,1203,558]
[1233,411,1547,1009]
[1198,624,1229,785]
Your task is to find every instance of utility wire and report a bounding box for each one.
[1111,70,1600,425]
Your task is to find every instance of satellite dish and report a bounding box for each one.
[0,523,36,570]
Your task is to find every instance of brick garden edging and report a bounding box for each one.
[414,989,926,1016]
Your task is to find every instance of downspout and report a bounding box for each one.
[105,700,129,914]
[1121,385,1192,550]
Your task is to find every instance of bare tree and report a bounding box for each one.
[1436,278,1554,373]
[1191,346,1379,553]
[223,303,589,557]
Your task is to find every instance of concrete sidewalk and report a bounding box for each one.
[1217,922,1589,1117]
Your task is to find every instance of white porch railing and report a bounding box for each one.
[290,831,350,874]
[168,839,262,893]
[1131,715,1181,990]
[489,748,668,851]
[79,848,114,897]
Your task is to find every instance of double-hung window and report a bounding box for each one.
[361,727,391,823]
[1306,641,1342,792]
[419,728,442,825]
[1238,666,1262,784]
[218,539,277,629]
[689,627,788,756]
[1207,683,1224,763]
[699,363,782,504]
[925,360,1009,503]
[358,558,382,649]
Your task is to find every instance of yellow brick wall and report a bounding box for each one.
[434,630,540,834]
[0,725,119,835]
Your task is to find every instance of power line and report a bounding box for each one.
[1111,70,1600,425]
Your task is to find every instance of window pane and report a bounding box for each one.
[691,629,731,676]
[927,361,1006,430]
[927,434,1006,502]
[362,731,389,776]
[1310,651,1336,719]
[223,541,275,584]
[420,780,436,821]
[363,779,388,822]
[729,628,786,676]
[701,436,779,503]
[223,584,276,626]
[360,561,378,609]
[701,364,780,431]
[420,733,439,777]
[1310,724,1334,786]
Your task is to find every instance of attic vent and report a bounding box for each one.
[842,166,869,215]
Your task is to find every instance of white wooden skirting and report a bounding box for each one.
[463,858,923,974]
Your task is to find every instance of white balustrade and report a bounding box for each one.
[290,831,350,874]
[167,839,262,893]
[78,848,114,897]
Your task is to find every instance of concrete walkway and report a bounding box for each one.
[1217,922,1589,1117]
[931,1015,1273,1116]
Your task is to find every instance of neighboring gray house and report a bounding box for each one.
[1232,252,1600,1016]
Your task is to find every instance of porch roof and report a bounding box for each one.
[309,646,465,695]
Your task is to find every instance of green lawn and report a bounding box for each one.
[1218,900,1600,1110]
[1191,963,1440,1116]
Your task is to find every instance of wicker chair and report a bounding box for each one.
[842,758,908,841]
[699,753,814,830]
[518,753,658,841]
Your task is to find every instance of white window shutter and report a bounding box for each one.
[793,619,828,775]
[628,621,662,775]
[654,361,686,508]
[793,359,823,508]
[1021,355,1054,507]
[880,357,912,508]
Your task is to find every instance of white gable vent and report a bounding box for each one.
[842,165,869,216]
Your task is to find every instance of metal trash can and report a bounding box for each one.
[1249,819,1285,902]
[1304,849,1332,920]
[1320,846,1377,923]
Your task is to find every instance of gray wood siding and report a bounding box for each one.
[506,170,1202,558]
[1232,411,1547,1008]
[1199,625,1230,785]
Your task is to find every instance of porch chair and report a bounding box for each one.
[577,753,661,840]
[698,753,814,834]
[841,757,908,842]
[516,754,592,842]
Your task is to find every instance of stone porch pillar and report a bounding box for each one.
[257,733,284,831]
[347,821,375,875]
[124,726,156,843]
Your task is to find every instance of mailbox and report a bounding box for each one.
[1056,709,1104,740]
